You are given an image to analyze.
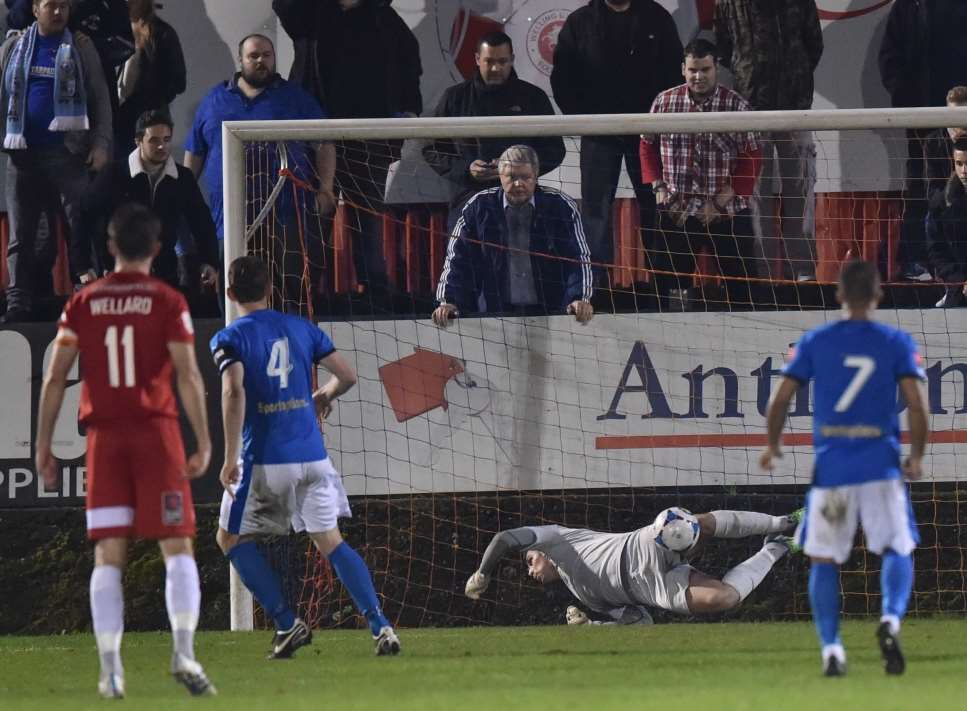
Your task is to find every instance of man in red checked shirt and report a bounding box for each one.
[34,204,216,699]
[640,38,762,310]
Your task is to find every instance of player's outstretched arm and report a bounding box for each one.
[899,376,929,480]
[760,376,799,470]
[168,341,212,479]
[314,351,358,418]
[466,527,539,599]
[35,341,79,490]
[218,362,246,495]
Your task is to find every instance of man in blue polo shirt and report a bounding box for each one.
[184,33,335,314]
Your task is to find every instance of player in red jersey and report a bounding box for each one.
[35,204,216,699]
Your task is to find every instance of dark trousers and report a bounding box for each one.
[335,140,399,293]
[5,146,90,312]
[579,134,656,270]
[649,208,756,308]
[900,128,931,267]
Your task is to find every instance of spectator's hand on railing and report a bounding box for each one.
[432,303,458,328]
[568,300,593,324]
[87,145,109,172]
[316,188,336,215]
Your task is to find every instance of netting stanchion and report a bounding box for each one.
[222,108,967,631]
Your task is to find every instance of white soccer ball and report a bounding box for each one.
[654,507,700,552]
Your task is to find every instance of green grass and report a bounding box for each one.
[2,619,966,710]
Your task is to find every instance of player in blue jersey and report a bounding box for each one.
[761,260,929,677]
[211,256,400,658]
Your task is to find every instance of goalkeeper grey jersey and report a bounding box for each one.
[531,525,683,613]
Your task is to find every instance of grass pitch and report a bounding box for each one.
[2,619,966,710]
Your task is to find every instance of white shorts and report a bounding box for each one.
[796,478,918,564]
[654,564,695,615]
[220,457,352,536]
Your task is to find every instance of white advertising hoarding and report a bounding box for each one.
[324,310,967,496]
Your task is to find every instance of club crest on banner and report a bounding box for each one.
[525,9,568,77]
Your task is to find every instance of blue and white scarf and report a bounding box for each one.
[3,23,89,150]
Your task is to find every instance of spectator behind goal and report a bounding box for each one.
[0,0,113,323]
[184,33,336,315]
[423,31,565,230]
[433,145,593,328]
[116,0,187,158]
[640,39,761,311]
[715,0,823,281]
[927,139,967,308]
[81,110,219,315]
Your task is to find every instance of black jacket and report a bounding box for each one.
[117,18,187,147]
[423,71,566,208]
[879,0,967,108]
[80,154,219,287]
[273,0,422,118]
[551,0,682,115]
[927,174,967,286]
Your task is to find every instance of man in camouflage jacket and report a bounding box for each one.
[715,0,823,281]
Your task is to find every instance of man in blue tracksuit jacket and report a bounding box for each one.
[432,144,594,326]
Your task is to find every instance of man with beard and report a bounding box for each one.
[423,32,565,230]
[184,34,336,314]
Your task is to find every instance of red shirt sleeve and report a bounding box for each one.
[731,147,762,197]
[165,290,195,344]
[639,138,662,184]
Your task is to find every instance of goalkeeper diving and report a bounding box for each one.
[465,507,800,624]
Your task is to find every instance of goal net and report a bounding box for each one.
[223,108,967,630]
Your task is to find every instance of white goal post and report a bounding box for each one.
[219,106,967,631]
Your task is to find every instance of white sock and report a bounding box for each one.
[880,614,900,636]
[722,542,787,601]
[822,643,846,663]
[165,554,201,661]
[711,510,790,538]
[90,565,124,676]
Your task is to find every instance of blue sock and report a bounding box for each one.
[226,542,296,632]
[328,541,389,636]
[881,549,914,622]
[809,562,841,647]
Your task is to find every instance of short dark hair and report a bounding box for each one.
[839,259,880,306]
[135,109,173,141]
[477,31,513,53]
[128,0,156,22]
[238,33,274,57]
[229,256,269,303]
[683,38,717,61]
[953,138,967,154]
[108,204,161,261]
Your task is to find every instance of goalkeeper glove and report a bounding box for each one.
[566,606,589,625]
[464,571,490,600]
